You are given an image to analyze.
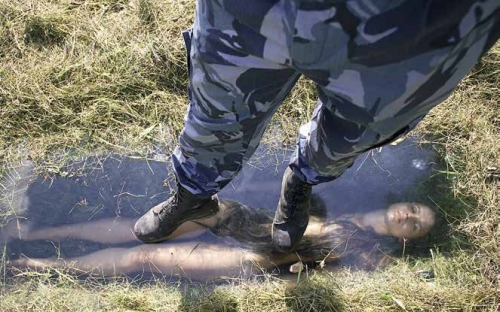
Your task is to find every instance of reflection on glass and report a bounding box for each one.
[5,198,435,280]
[1,139,440,281]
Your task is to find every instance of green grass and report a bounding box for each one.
[1,0,499,310]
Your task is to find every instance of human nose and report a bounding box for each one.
[407,211,418,220]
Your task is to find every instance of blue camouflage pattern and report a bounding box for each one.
[172,0,500,196]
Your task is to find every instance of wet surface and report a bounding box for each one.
[223,136,436,216]
[1,136,438,280]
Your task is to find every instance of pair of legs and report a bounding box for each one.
[12,243,270,280]
[173,0,500,194]
[135,0,500,247]
[7,215,292,279]
[7,201,436,277]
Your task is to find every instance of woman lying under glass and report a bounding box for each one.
[5,198,435,280]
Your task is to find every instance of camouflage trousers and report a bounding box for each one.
[172,0,500,196]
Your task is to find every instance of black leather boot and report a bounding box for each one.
[272,167,312,253]
[133,184,218,243]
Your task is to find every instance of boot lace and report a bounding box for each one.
[153,192,180,221]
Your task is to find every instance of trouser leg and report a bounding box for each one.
[172,0,299,197]
[289,0,500,185]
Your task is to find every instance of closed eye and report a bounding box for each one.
[413,222,420,231]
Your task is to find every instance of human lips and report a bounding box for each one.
[395,210,406,223]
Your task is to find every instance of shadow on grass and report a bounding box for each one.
[179,286,239,312]
[24,16,70,47]
[284,277,345,312]
[175,276,345,312]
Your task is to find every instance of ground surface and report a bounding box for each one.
[0,0,499,311]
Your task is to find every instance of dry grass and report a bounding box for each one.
[0,253,498,311]
[0,0,499,311]
[0,0,194,163]
[417,46,500,271]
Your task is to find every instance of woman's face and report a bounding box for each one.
[384,203,435,238]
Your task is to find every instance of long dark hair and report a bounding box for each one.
[296,219,399,269]
[213,199,399,268]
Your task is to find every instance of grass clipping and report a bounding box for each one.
[0,0,499,311]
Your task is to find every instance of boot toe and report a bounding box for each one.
[272,227,293,253]
[272,221,308,253]
[133,210,160,242]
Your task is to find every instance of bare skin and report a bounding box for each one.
[6,201,435,279]
[14,216,213,244]
[352,202,436,239]
[12,243,279,279]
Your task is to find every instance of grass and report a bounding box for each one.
[0,0,499,310]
